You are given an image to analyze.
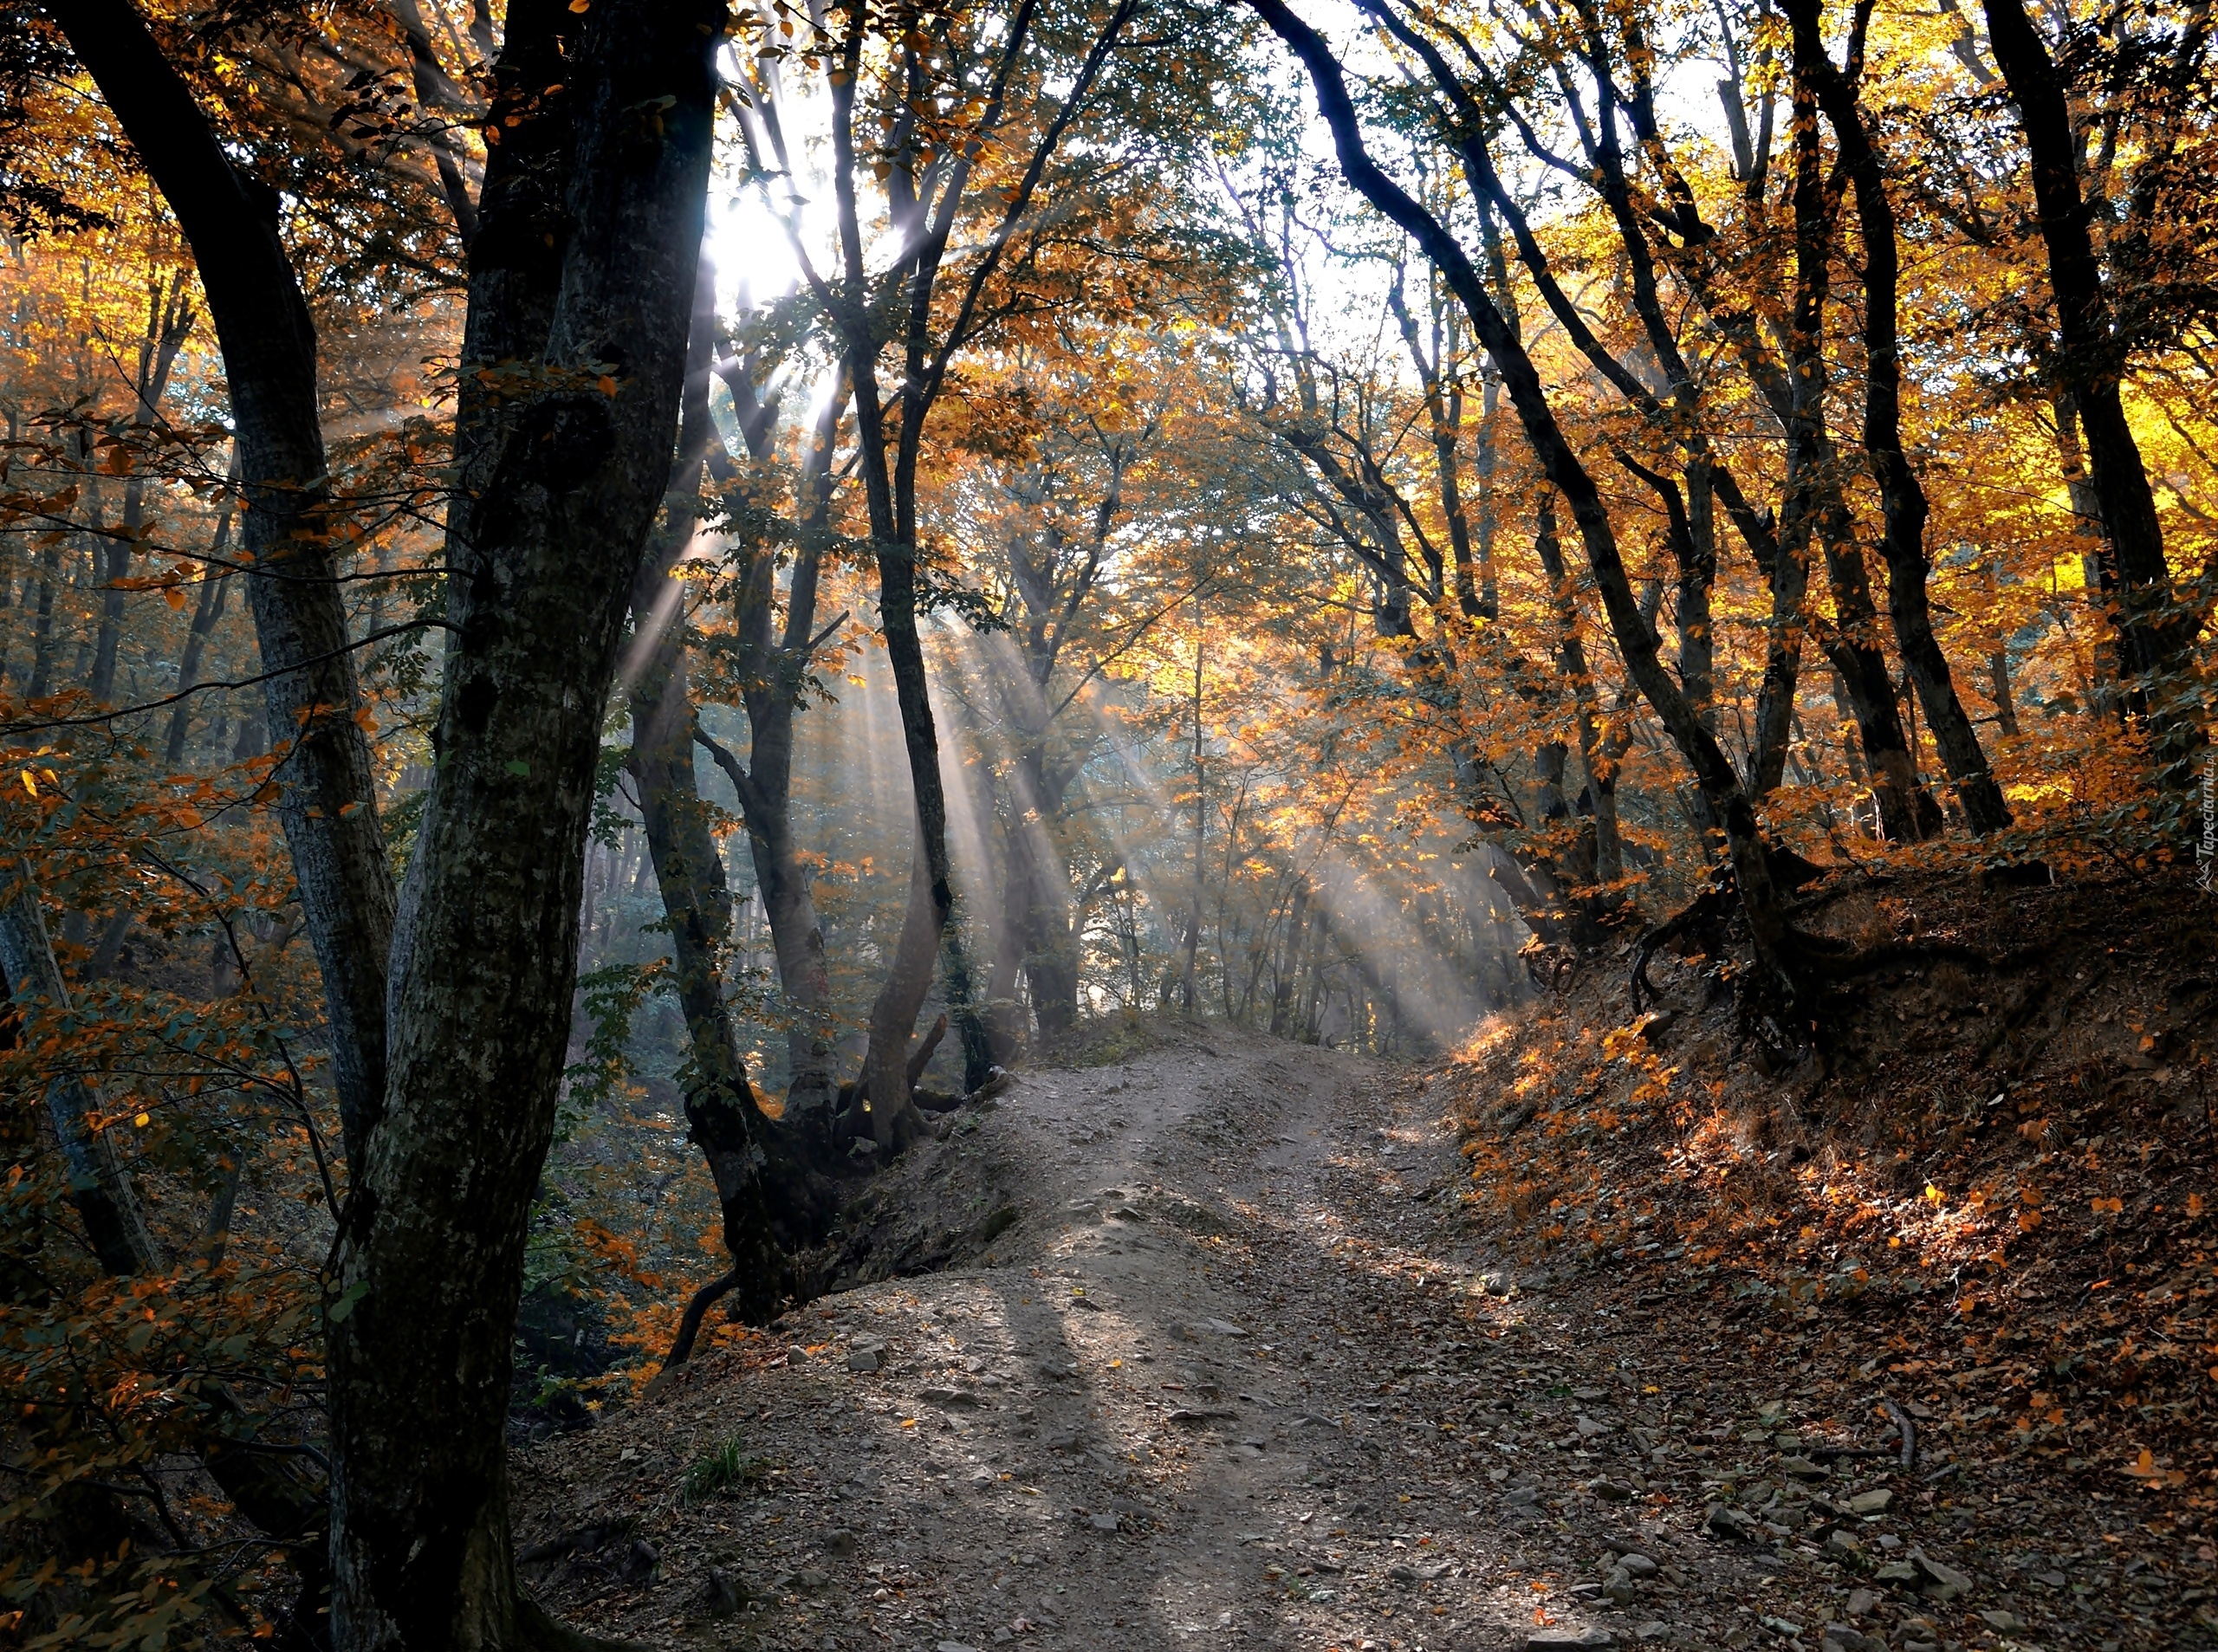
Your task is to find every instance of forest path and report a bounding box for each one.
[515,1019,1865,1652]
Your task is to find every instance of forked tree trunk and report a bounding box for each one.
[628,265,832,1328]
[318,0,723,1643]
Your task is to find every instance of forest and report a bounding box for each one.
[0,0,2213,1646]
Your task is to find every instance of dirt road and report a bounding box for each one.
[513,1018,1975,1652]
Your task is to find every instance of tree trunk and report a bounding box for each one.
[626,268,816,1327]
[1257,0,1810,1010]
[164,489,235,766]
[0,872,159,1275]
[49,0,399,1168]
[1792,0,2012,833]
[28,533,59,700]
[92,276,193,706]
[0,867,330,1612]
[1529,496,1622,897]
[1985,0,2193,760]
[2049,390,2119,712]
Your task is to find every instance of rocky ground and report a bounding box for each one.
[512,1011,2206,1652]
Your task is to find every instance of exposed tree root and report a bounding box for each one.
[659,1267,740,1370]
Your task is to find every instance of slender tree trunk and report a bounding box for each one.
[0,865,330,1617]
[1530,496,1621,895]
[28,534,58,700]
[679,376,847,1146]
[626,261,825,1331]
[1257,0,1812,1010]
[0,873,159,1276]
[92,277,192,706]
[1986,0,2193,759]
[1679,457,1717,729]
[49,0,399,1168]
[164,491,235,766]
[2050,390,2119,712]
[1990,649,2022,738]
[1792,0,2011,832]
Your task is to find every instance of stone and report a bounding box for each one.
[698,1568,748,1617]
[1980,1610,2024,1633]
[788,1345,810,1364]
[824,1528,858,1555]
[1504,1486,1541,1506]
[1844,1590,1878,1618]
[1205,1317,1248,1338]
[1576,1415,1613,1439]
[1089,1512,1119,1532]
[1633,1623,1669,1642]
[1825,1530,1862,1558]
[1846,1489,1894,1515]
[937,1642,981,1652]
[846,1340,886,1373]
[1618,1553,1658,1579]
[1592,1480,1636,1502]
[1781,1455,1831,1480]
[1705,1503,1754,1540]
[1907,1551,1971,1602]
[1525,1631,1615,1651]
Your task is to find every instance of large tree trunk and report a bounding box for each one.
[320,0,722,1643]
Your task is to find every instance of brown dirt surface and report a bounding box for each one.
[511,876,2215,1652]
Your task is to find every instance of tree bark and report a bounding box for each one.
[628,261,830,1333]
[678,360,846,1147]
[0,871,159,1276]
[91,275,193,706]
